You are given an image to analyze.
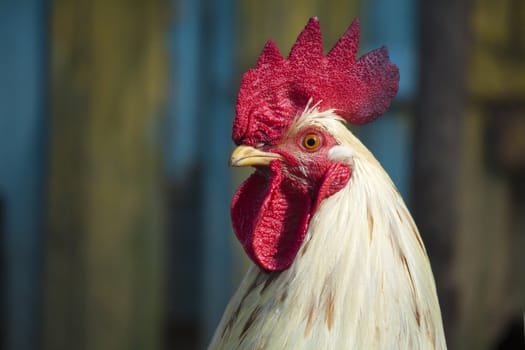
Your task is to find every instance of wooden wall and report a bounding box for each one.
[0,1,521,349]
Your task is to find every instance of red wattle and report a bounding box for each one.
[313,162,352,212]
[231,161,311,271]
[231,160,351,272]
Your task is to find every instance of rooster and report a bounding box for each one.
[209,17,446,349]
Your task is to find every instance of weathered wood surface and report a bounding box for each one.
[414,0,525,348]
[45,1,167,349]
[0,2,47,349]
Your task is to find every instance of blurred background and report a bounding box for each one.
[0,0,524,349]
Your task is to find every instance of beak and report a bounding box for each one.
[229,145,282,167]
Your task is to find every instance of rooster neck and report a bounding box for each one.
[210,127,446,349]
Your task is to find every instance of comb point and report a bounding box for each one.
[257,40,284,67]
[327,18,360,64]
[288,17,323,62]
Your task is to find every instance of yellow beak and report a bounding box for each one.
[229,145,282,167]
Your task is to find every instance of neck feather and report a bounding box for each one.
[282,128,446,348]
[210,122,447,349]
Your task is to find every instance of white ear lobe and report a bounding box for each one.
[328,145,355,166]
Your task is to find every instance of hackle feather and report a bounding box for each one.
[210,108,447,349]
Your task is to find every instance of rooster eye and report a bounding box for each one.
[302,133,321,151]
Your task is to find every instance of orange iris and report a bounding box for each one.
[302,133,321,151]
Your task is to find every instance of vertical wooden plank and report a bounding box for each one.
[199,0,236,345]
[456,107,524,349]
[166,0,202,178]
[0,1,47,349]
[0,198,4,347]
[455,1,525,348]
[165,1,238,348]
[45,1,167,349]
[44,2,90,348]
[164,1,203,348]
[412,0,471,347]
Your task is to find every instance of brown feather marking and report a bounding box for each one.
[220,321,230,339]
[325,291,335,330]
[415,306,421,327]
[304,304,315,337]
[223,271,265,339]
[424,313,436,346]
[241,271,263,306]
[408,216,425,251]
[400,251,423,329]
[251,271,267,292]
[260,272,279,294]
[399,251,416,293]
[367,205,374,243]
[279,280,290,302]
[221,302,241,339]
[280,289,288,302]
[239,305,262,342]
[395,208,404,223]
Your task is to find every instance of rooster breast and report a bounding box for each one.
[209,115,446,350]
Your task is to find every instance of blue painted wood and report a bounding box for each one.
[166,0,235,346]
[166,0,203,180]
[198,0,236,344]
[0,1,47,349]
[165,4,206,348]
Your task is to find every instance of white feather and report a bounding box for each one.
[209,109,447,349]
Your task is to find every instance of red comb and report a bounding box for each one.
[233,17,399,146]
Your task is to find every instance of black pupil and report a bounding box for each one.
[306,137,316,147]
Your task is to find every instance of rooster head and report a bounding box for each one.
[230,17,399,272]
